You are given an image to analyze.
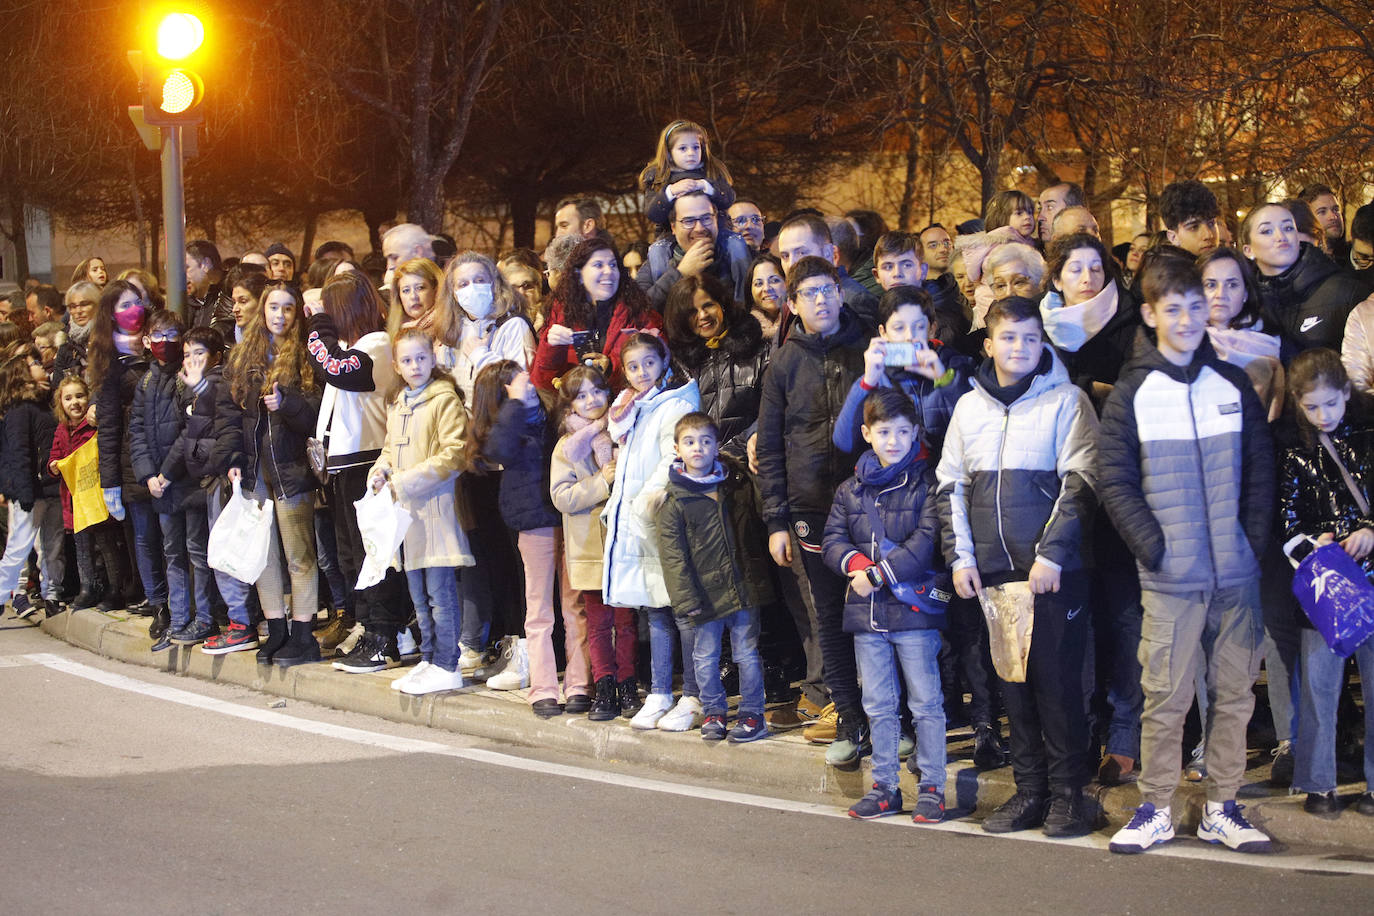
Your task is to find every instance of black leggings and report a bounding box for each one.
[329,464,411,635]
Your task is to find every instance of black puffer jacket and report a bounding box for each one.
[1279,413,1374,630]
[756,308,868,531]
[485,398,560,533]
[926,273,976,357]
[179,366,224,481]
[212,368,321,500]
[1257,243,1372,354]
[96,352,151,501]
[129,361,194,512]
[674,311,768,457]
[657,456,774,626]
[0,397,59,510]
[823,446,949,634]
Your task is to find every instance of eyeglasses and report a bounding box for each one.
[675,215,714,230]
[149,330,181,343]
[990,275,1034,297]
[731,215,763,228]
[923,239,952,250]
[795,283,839,304]
[1353,250,1374,270]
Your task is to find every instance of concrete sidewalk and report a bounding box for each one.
[35,607,1374,852]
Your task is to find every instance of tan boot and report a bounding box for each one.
[317,613,357,655]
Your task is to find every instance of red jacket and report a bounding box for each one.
[531,297,664,392]
[48,418,96,530]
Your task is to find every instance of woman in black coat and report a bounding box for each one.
[663,273,768,459]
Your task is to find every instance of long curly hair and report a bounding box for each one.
[85,279,144,390]
[0,342,44,411]
[224,281,316,408]
[550,239,653,332]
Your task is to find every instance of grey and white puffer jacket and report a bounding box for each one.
[1097,330,1274,593]
[935,348,1099,585]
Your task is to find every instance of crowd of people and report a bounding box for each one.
[4,119,1374,850]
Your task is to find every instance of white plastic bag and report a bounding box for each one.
[207,479,273,584]
[353,486,412,589]
[978,582,1035,683]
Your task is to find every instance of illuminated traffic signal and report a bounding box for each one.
[139,6,208,126]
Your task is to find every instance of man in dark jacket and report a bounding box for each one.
[1099,258,1274,856]
[776,213,880,331]
[756,256,870,765]
[658,414,774,743]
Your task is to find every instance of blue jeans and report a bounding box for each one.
[160,506,213,629]
[693,609,764,716]
[855,628,948,792]
[314,503,348,611]
[127,499,167,605]
[645,606,698,697]
[1093,562,1143,759]
[406,566,462,671]
[1295,628,1374,793]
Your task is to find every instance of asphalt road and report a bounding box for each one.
[1,621,1370,915]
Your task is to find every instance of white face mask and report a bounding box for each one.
[456,283,495,319]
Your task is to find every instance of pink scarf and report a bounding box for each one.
[562,412,614,468]
[608,384,655,442]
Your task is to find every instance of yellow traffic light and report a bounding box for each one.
[138,6,209,126]
[156,12,204,60]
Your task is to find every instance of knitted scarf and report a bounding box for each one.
[562,411,614,468]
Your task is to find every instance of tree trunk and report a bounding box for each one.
[128,153,148,270]
[980,144,1002,212]
[509,185,540,250]
[7,191,29,280]
[408,172,444,234]
[898,127,920,231]
[301,210,318,267]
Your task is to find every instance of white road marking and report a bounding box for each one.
[25,652,1374,877]
[0,653,45,667]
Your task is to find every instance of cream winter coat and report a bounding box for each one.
[550,426,611,591]
[371,376,474,570]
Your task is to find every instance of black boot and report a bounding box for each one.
[618,677,643,718]
[148,605,171,640]
[256,618,289,663]
[273,620,322,668]
[589,676,619,721]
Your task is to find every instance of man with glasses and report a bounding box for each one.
[728,201,766,252]
[636,190,751,310]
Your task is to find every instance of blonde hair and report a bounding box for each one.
[435,251,526,348]
[386,257,443,340]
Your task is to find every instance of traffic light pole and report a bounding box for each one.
[162,124,187,318]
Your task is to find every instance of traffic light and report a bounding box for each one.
[138,6,208,126]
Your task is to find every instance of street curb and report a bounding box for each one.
[37,610,1374,850]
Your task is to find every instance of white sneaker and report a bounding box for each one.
[391,660,431,691]
[397,628,419,659]
[400,664,466,696]
[1109,804,1174,854]
[630,692,675,729]
[336,623,366,656]
[1197,800,1272,853]
[458,644,484,674]
[486,638,529,690]
[656,695,703,731]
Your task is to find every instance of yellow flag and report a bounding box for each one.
[54,437,109,532]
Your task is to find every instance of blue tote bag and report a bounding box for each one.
[1291,542,1374,658]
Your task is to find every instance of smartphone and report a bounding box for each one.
[883,340,923,367]
[570,330,595,355]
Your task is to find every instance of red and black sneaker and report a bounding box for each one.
[201,623,259,655]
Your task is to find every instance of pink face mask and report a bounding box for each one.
[114,303,146,333]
